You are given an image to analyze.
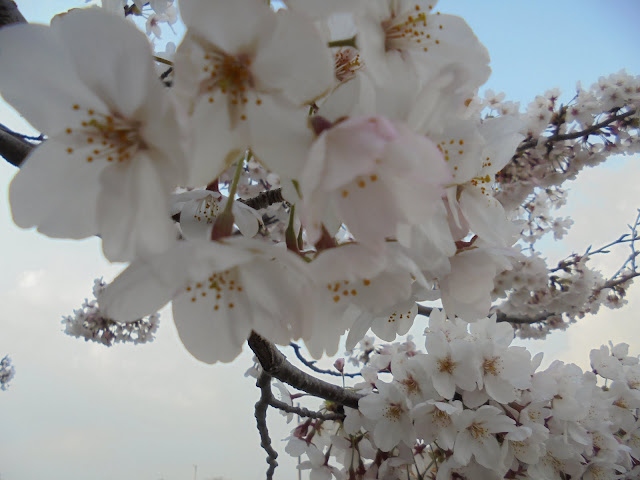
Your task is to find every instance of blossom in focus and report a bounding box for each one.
[0,8,187,261]
[358,381,416,452]
[173,0,334,185]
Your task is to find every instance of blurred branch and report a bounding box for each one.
[0,0,26,28]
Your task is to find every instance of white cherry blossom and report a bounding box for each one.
[100,237,315,363]
[300,115,451,247]
[0,8,187,261]
[173,0,334,185]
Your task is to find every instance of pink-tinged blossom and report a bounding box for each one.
[173,0,334,185]
[1,8,187,261]
[300,115,451,247]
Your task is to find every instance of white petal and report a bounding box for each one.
[51,8,160,119]
[97,152,175,261]
[252,9,334,105]
[0,23,104,134]
[9,140,102,238]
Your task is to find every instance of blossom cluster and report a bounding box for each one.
[0,355,15,391]
[285,312,640,479]
[0,0,526,362]
[62,278,160,347]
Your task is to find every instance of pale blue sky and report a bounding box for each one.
[1,2,639,480]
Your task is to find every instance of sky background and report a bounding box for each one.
[1,1,640,479]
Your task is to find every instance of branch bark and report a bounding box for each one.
[0,125,35,167]
[0,0,26,28]
[0,1,33,168]
[248,331,363,410]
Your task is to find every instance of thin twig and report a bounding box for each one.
[269,392,343,421]
[289,343,361,378]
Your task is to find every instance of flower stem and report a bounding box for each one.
[328,35,357,49]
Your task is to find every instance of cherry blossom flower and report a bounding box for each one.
[100,237,315,363]
[171,190,262,239]
[452,405,516,470]
[300,115,451,247]
[358,381,416,452]
[424,331,480,399]
[0,8,187,261]
[356,0,490,90]
[173,0,334,185]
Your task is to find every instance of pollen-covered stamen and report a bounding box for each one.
[198,46,257,124]
[437,355,456,374]
[384,402,405,421]
[400,374,421,395]
[185,268,245,311]
[482,356,502,376]
[193,197,222,224]
[433,408,452,427]
[66,105,145,163]
[381,4,441,53]
[468,421,489,439]
[334,47,362,83]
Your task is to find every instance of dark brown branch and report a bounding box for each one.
[516,108,637,153]
[0,1,33,168]
[290,342,361,378]
[0,125,34,167]
[248,332,362,410]
[239,188,285,210]
[0,0,26,28]
[255,372,279,480]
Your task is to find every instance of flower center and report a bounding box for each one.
[468,421,488,439]
[185,268,245,311]
[437,355,456,374]
[384,403,405,421]
[482,356,502,376]
[66,105,144,163]
[334,47,362,83]
[192,195,222,224]
[200,48,260,124]
[381,4,441,53]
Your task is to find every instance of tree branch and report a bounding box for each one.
[248,332,362,410]
[289,342,361,378]
[515,108,637,153]
[0,0,26,28]
[0,125,35,167]
[255,372,279,480]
